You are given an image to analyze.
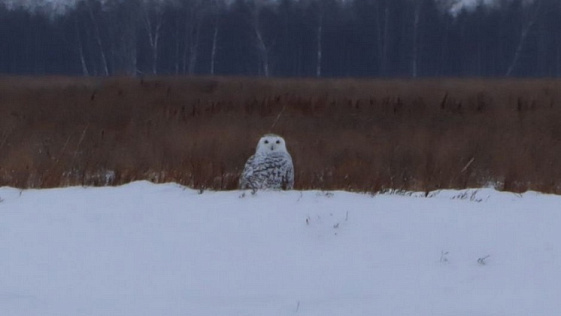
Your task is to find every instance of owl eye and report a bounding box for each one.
[264,140,269,144]
[276,140,280,144]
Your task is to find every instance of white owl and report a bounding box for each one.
[239,134,294,191]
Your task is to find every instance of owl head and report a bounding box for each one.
[255,134,288,154]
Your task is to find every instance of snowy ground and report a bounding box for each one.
[1,181,560,316]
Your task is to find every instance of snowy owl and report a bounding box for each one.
[239,134,294,191]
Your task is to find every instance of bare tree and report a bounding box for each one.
[141,0,164,74]
[83,0,109,75]
[251,0,272,77]
[316,11,323,77]
[210,10,220,75]
[105,0,141,76]
[506,0,541,76]
[74,17,90,76]
[411,0,421,77]
[205,0,225,75]
[186,0,203,74]
[169,0,222,75]
[375,0,391,76]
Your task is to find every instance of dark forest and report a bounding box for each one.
[1,0,559,78]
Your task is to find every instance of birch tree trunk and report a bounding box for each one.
[252,1,270,77]
[142,1,163,75]
[316,13,323,78]
[114,0,140,76]
[75,18,90,76]
[85,0,109,76]
[376,1,390,76]
[187,22,200,75]
[181,0,203,75]
[254,26,269,77]
[210,21,219,75]
[411,0,421,78]
[506,1,541,76]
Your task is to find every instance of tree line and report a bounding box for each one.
[0,0,560,77]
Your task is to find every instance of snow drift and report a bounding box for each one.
[1,182,560,315]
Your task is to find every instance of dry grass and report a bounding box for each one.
[1,76,561,193]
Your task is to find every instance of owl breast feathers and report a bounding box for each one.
[239,134,294,191]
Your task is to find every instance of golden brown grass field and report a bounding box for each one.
[1,76,561,193]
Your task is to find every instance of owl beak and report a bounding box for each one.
[270,145,274,151]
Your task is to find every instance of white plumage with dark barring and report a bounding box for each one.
[239,134,294,191]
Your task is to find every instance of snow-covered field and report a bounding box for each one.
[1,181,560,316]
